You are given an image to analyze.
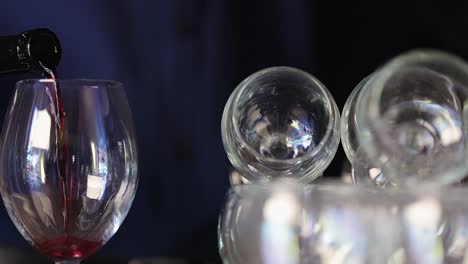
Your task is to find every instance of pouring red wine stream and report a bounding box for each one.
[35,65,102,259]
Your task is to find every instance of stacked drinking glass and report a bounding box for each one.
[219,51,468,264]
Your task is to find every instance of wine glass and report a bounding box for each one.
[0,79,138,264]
[219,182,468,263]
[341,49,468,187]
[221,67,340,184]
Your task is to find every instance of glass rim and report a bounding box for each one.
[230,66,340,166]
[366,48,468,135]
[229,182,468,204]
[15,78,124,88]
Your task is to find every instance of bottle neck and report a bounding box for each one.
[0,28,61,75]
[0,34,28,74]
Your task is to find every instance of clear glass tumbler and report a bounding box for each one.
[341,49,468,187]
[219,183,468,263]
[0,79,138,264]
[222,67,340,184]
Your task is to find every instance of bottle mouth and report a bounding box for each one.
[18,28,62,70]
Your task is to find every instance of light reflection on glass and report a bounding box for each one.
[39,154,46,183]
[33,192,56,227]
[86,175,104,200]
[87,140,109,200]
[403,197,443,263]
[229,170,251,186]
[97,148,108,177]
[261,192,300,264]
[30,109,51,150]
[263,192,300,224]
[26,108,52,186]
[369,168,382,180]
[440,125,462,146]
[90,141,97,172]
[313,208,366,264]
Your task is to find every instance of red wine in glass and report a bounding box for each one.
[34,236,102,260]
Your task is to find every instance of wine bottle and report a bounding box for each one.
[0,28,61,74]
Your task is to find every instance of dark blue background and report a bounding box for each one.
[1,0,468,260]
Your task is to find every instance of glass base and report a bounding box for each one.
[54,260,81,264]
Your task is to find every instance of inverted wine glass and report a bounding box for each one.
[0,79,138,264]
[341,49,468,187]
[221,67,340,184]
[219,182,468,263]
